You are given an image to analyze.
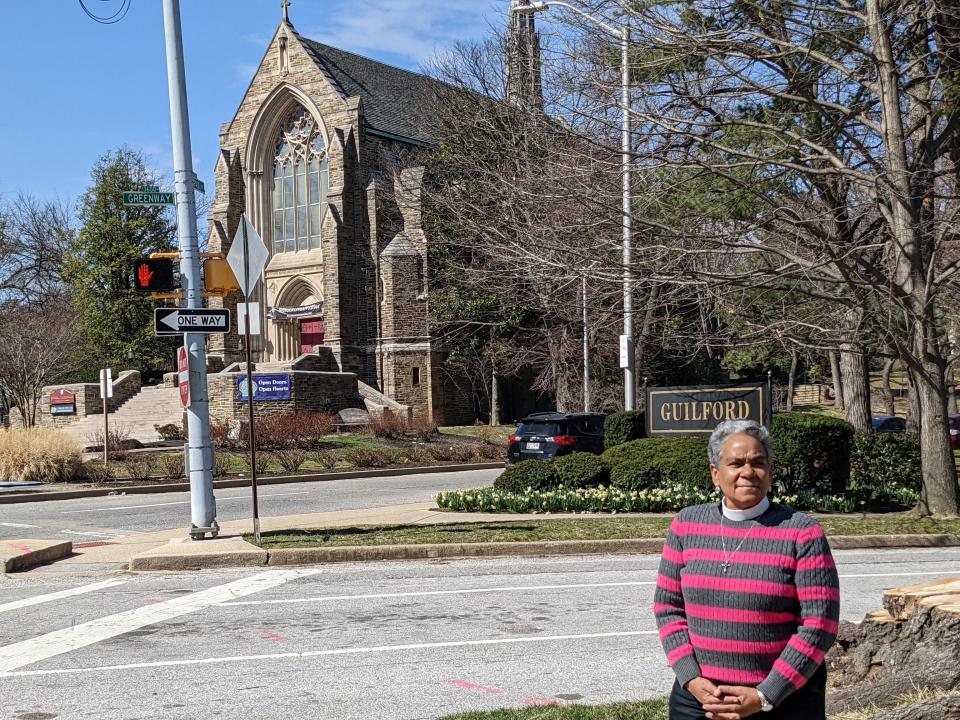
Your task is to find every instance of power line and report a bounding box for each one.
[78,0,131,24]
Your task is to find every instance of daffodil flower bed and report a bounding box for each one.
[435,482,921,514]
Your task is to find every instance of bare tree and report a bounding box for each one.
[571,0,960,515]
[0,303,80,427]
[0,194,71,304]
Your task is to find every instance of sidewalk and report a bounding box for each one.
[20,503,954,573]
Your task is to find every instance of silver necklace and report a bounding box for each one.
[720,511,755,574]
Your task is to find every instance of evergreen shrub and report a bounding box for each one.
[772,413,854,493]
[603,438,710,491]
[493,460,557,493]
[552,452,610,488]
[850,431,922,494]
[604,411,646,449]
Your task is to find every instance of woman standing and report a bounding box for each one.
[654,420,840,720]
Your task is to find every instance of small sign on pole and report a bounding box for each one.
[178,346,191,409]
[237,302,261,336]
[99,368,113,466]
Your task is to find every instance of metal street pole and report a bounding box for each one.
[162,0,218,539]
[582,272,590,413]
[240,220,261,546]
[517,2,635,410]
[621,24,635,411]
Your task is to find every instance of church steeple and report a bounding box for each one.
[506,0,544,111]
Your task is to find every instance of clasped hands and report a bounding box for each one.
[685,677,764,719]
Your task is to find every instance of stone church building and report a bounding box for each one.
[205,4,544,425]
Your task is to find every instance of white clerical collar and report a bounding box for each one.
[722,496,770,521]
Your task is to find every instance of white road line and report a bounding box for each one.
[0,522,40,529]
[0,579,128,615]
[0,630,657,678]
[60,530,126,539]
[59,491,310,514]
[838,570,960,579]
[223,580,657,606]
[0,568,320,673]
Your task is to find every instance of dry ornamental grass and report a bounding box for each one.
[0,427,83,483]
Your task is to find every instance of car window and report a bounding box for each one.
[587,417,605,434]
[517,422,563,436]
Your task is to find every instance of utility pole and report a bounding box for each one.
[582,273,590,413]
[162,0,218,539]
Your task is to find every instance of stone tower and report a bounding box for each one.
[506,0,544,110]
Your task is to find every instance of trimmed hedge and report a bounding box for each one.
[851,431,922,494]
[552,452,610,488]
[603,438,711,491]
[493,460,557,492]
[604,411,646,449]
[772,414,854,494]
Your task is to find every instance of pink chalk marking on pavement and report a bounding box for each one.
[9,544,33,554]
[451,680,506,695]
[259,629,289,643]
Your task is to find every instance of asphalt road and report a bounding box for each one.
[0,469,502,542]
[1,548,959,720]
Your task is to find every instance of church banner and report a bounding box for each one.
[645,382,771,438]
[267,303,323,321]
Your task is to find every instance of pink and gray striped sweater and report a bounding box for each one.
[654,502,840,707]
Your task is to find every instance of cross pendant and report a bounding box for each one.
[721,561,731,574]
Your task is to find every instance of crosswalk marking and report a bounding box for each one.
[0,568,320,673]
[0,579,128,615]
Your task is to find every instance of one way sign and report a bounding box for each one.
[155,308,231,336]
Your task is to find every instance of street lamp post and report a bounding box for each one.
[514,1,635,410]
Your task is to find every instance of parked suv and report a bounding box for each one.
[506,412,606,466]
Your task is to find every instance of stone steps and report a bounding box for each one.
[57,386,185,447]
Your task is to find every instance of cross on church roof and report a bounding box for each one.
[282,0,291,22]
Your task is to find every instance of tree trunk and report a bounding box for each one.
[913,350,960,516]
[830,351,844,411]
[490,368,500,427]
[906,370,922,435]
[786,349,798,412]
[840,348,872,431]
[882,358,896,416]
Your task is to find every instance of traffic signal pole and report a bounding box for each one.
[162,0,218,539]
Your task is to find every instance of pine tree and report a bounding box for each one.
[64,148,178,375]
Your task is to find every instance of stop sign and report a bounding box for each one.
[178,346,190,408]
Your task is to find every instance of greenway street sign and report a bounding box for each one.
[155,308,231,336]
[192,177,205,194]
[123,191,175,206]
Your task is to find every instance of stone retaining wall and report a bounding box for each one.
[35,371,141,428]
[207,369,360,422]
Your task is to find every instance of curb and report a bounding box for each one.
[0,463,503,504]
[127,533,960,572]
[2,540,73,573]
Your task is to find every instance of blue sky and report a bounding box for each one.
[0,1,502,209]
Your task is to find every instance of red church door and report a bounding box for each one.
[299,320,325,353]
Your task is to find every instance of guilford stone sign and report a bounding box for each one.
[645,382,771,438]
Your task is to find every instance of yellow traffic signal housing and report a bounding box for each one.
[203,257,240,296]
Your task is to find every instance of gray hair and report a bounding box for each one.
[708,420,772,467]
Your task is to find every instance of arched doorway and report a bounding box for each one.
[271,278,323,361]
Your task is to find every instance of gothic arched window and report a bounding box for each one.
[272,107,328,254]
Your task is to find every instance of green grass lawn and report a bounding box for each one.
[253,515,960,549]
[441,425,516,443]
[437,699,668,720]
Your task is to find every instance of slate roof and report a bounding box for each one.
[302,39,444,147]
[381,231,421,257]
